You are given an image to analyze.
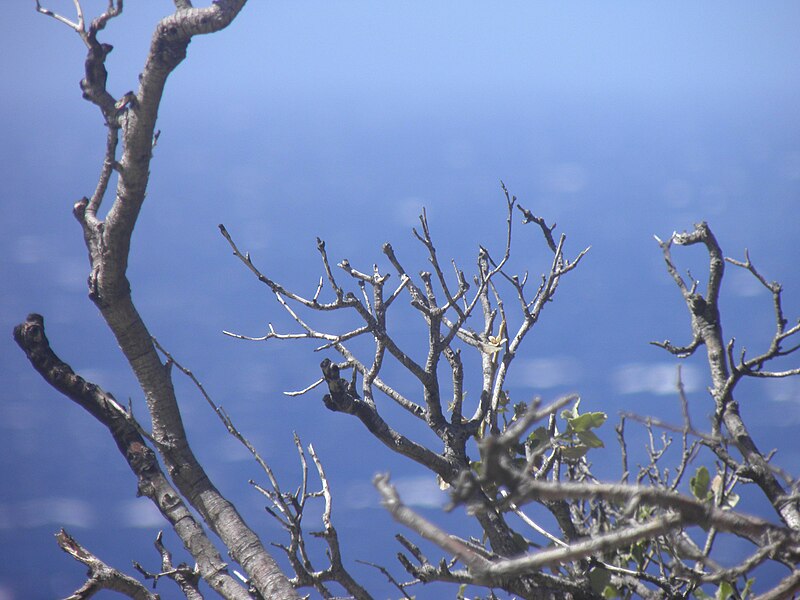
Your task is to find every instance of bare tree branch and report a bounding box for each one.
[134,531,203,600]
[24,4,800,597]
[13,314,251,600]
[655,223,800,530]
[57,529,158,600]
[33,1,298,597]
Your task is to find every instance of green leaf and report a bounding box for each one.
[527,426,549,447]
[690,466,711,501]
[577,430,605,448]
[693,590,712,600]
[716,581,734,600]
[627,540,647,568]
[568,411,608,432]
[497,390,510,408]
[742,578,755,598]
[637,505,655,520]
[561,445,590,460]
[588,566,611,594]
[602,585,620,599]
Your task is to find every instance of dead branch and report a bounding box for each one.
[31,1,298,597]
[655,223,800,531]
[13,314,251,599]
[133,532,202,600]
[56,529,157,600]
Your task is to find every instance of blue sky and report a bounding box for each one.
[2,2,800,598]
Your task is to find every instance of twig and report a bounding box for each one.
[284,377,325,397]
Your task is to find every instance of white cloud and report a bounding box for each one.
[342,481,376,510]
[768,377,800,404]
[55,258,88,292]
[393,476,446,509]
[662,179,693,208]
[342,475,445,510]
[12,236,86,291]
[0,402,40,431]
[726,267,766,298]
[235,361,277,397]
[214,436,254,463]
[73,367,116,391]
[10,497,95,529]
[13,235,49,264]
[614,363,701,396]
[393,197,428,228]
[544,163,586,194]
[513,357,582,389]
[117,498,165,528]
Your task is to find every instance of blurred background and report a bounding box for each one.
[2,2,799,598]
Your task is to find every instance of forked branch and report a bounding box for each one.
[654,223,800,530]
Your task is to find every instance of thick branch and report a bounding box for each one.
[509,479,789,546]
[656,224,800,530]
[13,314,251,600]
[36,1,299,597]
[487,513,684,578]
[320,359,457,480]
[375,475,599,600]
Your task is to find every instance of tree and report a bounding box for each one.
[14,2,800,599]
